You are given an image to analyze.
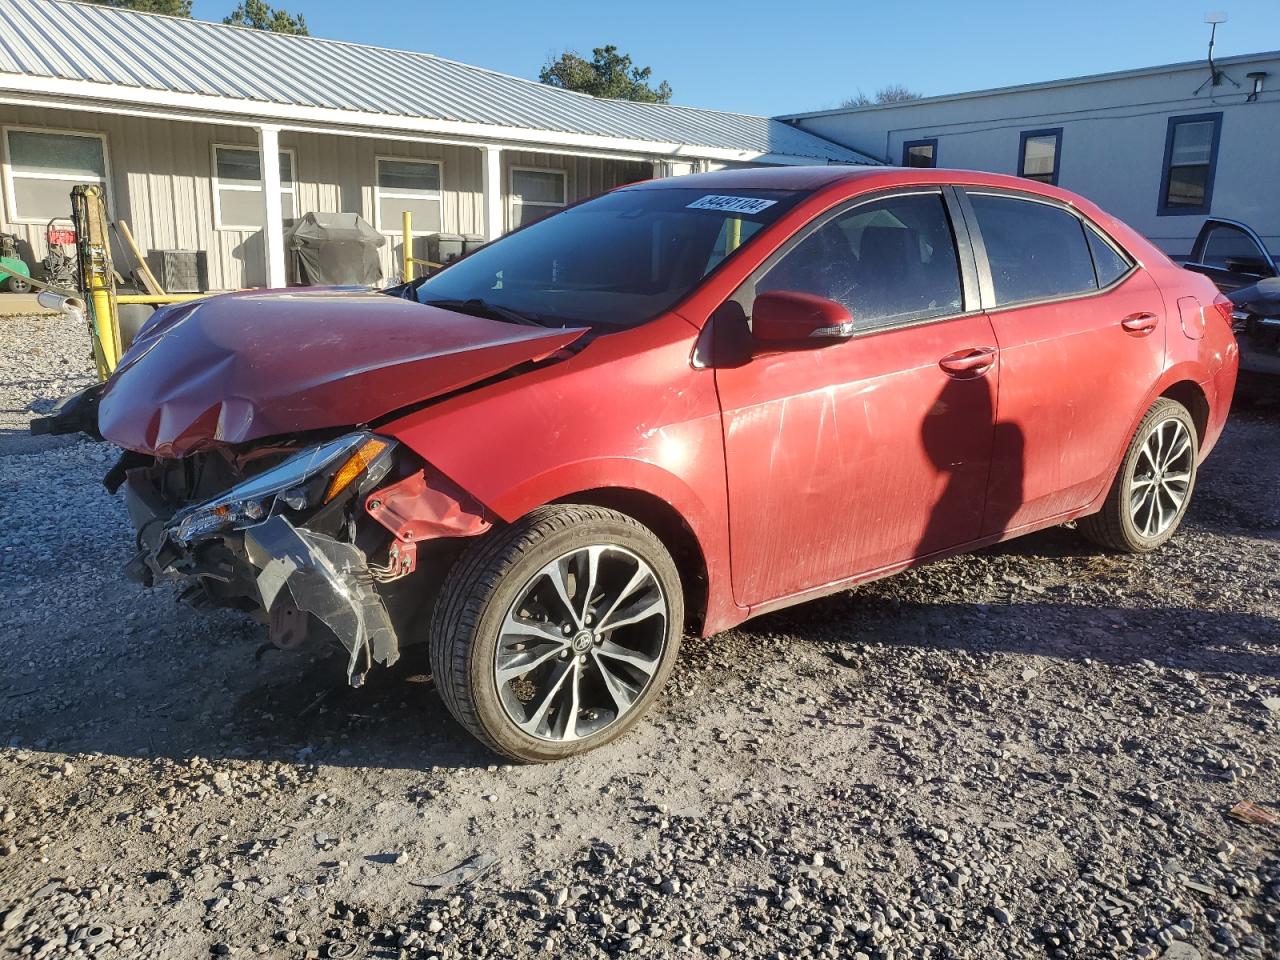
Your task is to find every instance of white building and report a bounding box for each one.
[0,0,871,290]
[780,51,1280,257]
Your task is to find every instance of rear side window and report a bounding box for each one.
[968,194,1097,305]
[755,192,963,331]
[1085,228,1131,287]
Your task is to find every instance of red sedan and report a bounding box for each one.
[62,167,1238,761]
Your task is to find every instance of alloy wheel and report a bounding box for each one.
[1128,417,1194,538]
[494,544,668,742]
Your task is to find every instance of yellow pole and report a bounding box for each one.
[116,293,206,305]
[76,185,122,378]
[88,275,116,375]
[726,217,742,254]
[402,209,413,283]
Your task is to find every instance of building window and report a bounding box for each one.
[376,157,442,234]
[901,139,937,168]
[510,167,567,227]
[1018,128,1062,184]
[3,127,108,223]
[1157,113,1221,216]
[213,145,296,230]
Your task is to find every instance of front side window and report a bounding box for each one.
[510,168,567,228]
[416,186,805,329]
[1018,129,1061,184]
[376,157,442,234]
[1158,113,1221,215]
[968,193,1097,305]
[902,139,937,168]
[1200,223,1268,271]
[213,146,296,229]
[755,192,963,331]
[4,128,107,222]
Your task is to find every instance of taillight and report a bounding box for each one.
[1210,293,1236,331]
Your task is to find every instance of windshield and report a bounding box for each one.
[415,186,805,329]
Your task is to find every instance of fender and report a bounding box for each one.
[480,456,741,635]
[380,313,744,635]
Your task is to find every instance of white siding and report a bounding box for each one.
[0,107,493,288]
[790,54,1280,256]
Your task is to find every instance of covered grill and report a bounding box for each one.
[287,212,386,287]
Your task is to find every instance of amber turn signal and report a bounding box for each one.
[323,438,389,504]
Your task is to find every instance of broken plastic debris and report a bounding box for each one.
[1227,800,1277,826]
[244,516,399,685]
[409,852,499,891]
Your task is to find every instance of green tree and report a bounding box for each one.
[841,84,923,108]
[539,45,672,103]
[223,0,309,35]
[84,0,193,15]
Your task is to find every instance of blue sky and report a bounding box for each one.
[194,0,1278,116]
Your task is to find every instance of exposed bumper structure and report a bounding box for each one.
[125,487,400,685]
[243,517,399,683]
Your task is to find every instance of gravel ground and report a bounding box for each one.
[0,312,1277,960]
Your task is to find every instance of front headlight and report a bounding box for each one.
[169,432,396,544]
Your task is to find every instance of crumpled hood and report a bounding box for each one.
[98,288,586,458]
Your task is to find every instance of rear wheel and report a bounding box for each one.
[6,275,31,294]
[1077,397,1198,553]
[429,505,684,762]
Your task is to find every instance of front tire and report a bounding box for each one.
[1077,397,1198,553]
[6,275,31,294]
[429,505,684,762]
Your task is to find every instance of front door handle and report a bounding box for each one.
[1121,311,1159,335]
[939,346,997,376]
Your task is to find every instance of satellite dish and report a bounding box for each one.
[1204,11,1227,24]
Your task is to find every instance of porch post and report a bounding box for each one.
[481,145,504,240]
[257,124,287,288]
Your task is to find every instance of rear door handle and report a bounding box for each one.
[939,346,997,376]
[1121,311,1159,335]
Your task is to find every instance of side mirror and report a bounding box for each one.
[752,290,855,345]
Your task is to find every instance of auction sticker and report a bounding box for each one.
[686,195,778,215]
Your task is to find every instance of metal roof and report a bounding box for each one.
[0,0,874,164]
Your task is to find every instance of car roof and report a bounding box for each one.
[624,164,1075,200]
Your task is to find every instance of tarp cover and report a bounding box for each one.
[287,212,386,286]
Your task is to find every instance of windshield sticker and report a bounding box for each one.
[686,195,778,215]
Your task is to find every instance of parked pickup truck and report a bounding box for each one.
[1181,217,1279,384]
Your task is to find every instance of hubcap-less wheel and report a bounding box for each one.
[1128,417,1194,538]
[495,545,667,742]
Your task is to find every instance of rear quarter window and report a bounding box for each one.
[968,193,1098,306]
[1085,227,1132,288]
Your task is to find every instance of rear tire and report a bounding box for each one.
[429,505,684,762]
[6,276,31,294]
[1077,397,1198,553]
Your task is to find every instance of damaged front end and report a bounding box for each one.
[118,431,490,685]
